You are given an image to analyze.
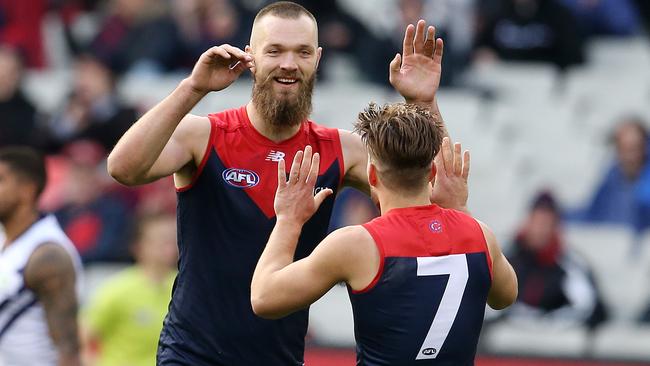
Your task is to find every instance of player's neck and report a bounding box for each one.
[1,205,39,249]
[377,188,431,215]
[246,102,302,143]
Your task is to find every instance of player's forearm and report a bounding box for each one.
[408,96,449,138]
[107,79,206,185]
[251,219,302,311]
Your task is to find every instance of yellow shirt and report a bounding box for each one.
[85,267,175,366]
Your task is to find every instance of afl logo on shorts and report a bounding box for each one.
[222,168,260,188]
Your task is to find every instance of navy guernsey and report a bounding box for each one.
[349,205,493,366]
[157,106,344,365]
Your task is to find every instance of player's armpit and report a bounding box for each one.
[24,243,81,366]
[339,129,370,195]
[478,221,518,310]
[251,226,374,319]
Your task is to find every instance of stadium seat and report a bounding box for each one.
[591,324,650,360]
[308,285,355,347]
[564,225,647,322]
[483,320,589,357]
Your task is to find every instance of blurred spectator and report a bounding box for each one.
[558,0,641,37]
[329,188,378,231]
[172,0,253,68]
[131,177,177,217]
[381,0,475,86]
[0,46,39,148]
[89,0,184,75]
[0,0,47,68]
[641,301,650,323]
[475,0,584,69]
[83,212,177,366]
[505,191,607,328]
[634,0,650,32]
[45,54,136,152]
[54,140,133,263]
[571,118,650,232]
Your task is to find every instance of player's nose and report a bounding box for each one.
[279,53,298,72]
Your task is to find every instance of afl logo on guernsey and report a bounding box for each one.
[222,168,260,188]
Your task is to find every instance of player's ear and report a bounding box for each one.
[315,46,322,70]
[245,45,256,74]
[428,162,436,182]
[368,162,378,188]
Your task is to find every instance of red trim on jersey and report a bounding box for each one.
[361,204,493,279]
[350,224,386,294]
[334,130,345,187]
[207,106,345,219]
[176,118,217,192]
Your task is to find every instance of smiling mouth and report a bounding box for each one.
[274,77,299,85]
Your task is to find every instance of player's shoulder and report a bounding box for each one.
[438,206,479,225]
[305,119,341,141]
[330,224,373,242]
[322,225,375,257]
[24,241,76,290]
[207,106,247,132]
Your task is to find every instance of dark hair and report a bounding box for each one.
[0,146,47,198]
[254,1,316,24]
[530,190,558,213]
[354,102,445,193]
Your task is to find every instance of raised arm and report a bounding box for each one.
[24,243,80,366]
[107,45,254,186]
[251,146,377,319]
[390,20,448,137]
[479,222,518,310]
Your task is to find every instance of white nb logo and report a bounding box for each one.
[265,151,286,162]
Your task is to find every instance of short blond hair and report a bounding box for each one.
[354,103,444,193]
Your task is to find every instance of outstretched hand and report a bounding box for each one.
[390,20,443,106]
[187,44,254,95]
[274,146,333,225]
[430,137,470,212]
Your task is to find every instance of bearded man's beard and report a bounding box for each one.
[251,71,315,129]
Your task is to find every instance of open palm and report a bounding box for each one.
[390,21,443,105]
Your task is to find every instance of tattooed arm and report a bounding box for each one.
[24,242,81,366]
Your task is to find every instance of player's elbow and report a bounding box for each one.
[488,291,517,310]
[250,294,283,320]
[487,278,518,310]
[107,153,142,186]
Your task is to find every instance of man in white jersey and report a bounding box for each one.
[0,147,83,366]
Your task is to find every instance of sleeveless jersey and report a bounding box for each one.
[158,106,344,365]
[0,215,83,366]
[350,205,493,366]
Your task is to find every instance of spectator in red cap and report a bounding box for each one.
[504,191,607,329]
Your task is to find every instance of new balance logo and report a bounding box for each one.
[265,151,286,162]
